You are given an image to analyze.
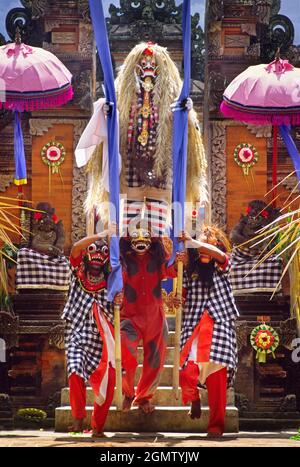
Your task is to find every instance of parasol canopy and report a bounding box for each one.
[0,41,73,112]
[0,34,73,187]
[221,58,300,126]
[221,57,300,204]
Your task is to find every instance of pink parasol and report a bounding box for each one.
[220,56,300,204]
[0,42,73,112]
[0,31,73,191]
[221,58,300,126]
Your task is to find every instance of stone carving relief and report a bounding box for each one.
[247,125,272,138]
[21,0,47,19]
[279,318,298,350]
[245,43,261,58]
[79,23,93,56]
[253,0,273,25]
[0,311,19,349]
[49,324,65,350]
[210,121,227,229]
[0,175,14,192]
[72,70,93,111]
[208,71,227,112]
[207,0,224,23]
[235,320,249,351]
[44,20,62,33]
[72,120,89,243]
[78,0,91,23]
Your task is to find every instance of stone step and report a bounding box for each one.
[0,419,14,430]
[55,406,239,433]
[241,411,300,419]
[61,386,235,407]
[239,417,300,431]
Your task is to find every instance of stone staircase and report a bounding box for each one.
[55,331,239,432]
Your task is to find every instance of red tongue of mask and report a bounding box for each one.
[77,248,108,293]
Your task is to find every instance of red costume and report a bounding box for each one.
[62,239,115,433]
[179,227,238,436]
[120,232,176,410]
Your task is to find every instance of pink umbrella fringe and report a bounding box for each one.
[220,101,300,126]
[0,86,73,112]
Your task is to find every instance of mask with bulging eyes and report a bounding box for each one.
[130,228,152,255]
[136,53,158,80]
[197,229,218,264]
[77,240,110,293]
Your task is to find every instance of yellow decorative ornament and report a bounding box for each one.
[250,324,279,363]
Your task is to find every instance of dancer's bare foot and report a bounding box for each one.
[68,418,84,432]
[122,395,134,412]
[91,430,106,438]
[137,400,155,414]
[188,399,201,419]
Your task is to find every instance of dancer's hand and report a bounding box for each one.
[103,101,113,116]
[114,292,123,306]
[108,222,119,237]
[181,97,193,111]
[179,231,194,247]
[173,295,185,308]
[175,251,187,266]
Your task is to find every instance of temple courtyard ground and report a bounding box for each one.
[0,430,300,447]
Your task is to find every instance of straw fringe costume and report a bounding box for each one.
[83,42,207,233]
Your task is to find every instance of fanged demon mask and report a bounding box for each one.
[77,240,110,293]
[130,228,152,255]
[195,226,229,264]
[136,42,158,84]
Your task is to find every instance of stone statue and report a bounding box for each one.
[16,202,70,293]
[229,200,282,295]
[30,202,65,256]
[230,199,280,255]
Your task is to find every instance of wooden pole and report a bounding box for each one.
[114,303,123,410]
[172,260,183,399]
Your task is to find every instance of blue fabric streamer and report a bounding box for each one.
[14,111,27,185]
[279,125,300,182]
[88,0,123,301]
[170,0,191,259]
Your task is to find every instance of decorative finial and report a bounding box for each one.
[15,26,22,45]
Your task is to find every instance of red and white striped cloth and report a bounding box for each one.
[121,198,169,237]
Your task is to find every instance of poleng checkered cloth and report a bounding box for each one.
[16,248,70,291]
[229,248,283,295]
[62,275,113,381]
[122,198,169,237]
[180,264,239,385]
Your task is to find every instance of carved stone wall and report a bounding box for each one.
[210,121,227,229]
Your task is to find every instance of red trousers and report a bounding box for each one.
[180,311,227,435]
[121,307,167,405]
[180,362,227,435]
[69,366,115,432]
